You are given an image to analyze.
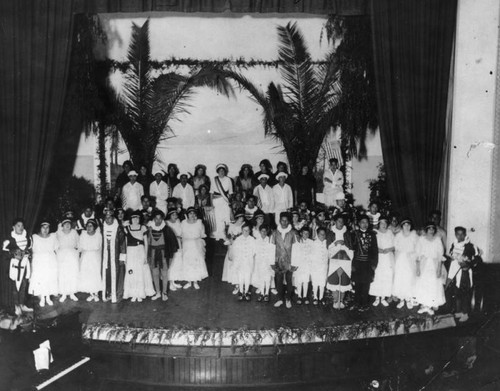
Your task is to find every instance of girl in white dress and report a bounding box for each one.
[232,223,257,300]
[221,211,245,291]
[392,218,419,309]
[123,211,155,302]
[291,227,314,304]
[369,217,395,306]
[415,223,446,315]
[212,164,234,240]
[56,219,80,302]
[253,225,275,302]
[30,221,59,307]
[166,208,183,290]
[181,207,208,289]
[311,227,329,305]
[78,219,103,302]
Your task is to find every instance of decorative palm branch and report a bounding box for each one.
[225,22,342,177]
[114,19,235,171]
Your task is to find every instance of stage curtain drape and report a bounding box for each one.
[370,0,457,227]
[0,0,75,310]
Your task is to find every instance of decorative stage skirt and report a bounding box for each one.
[57,248,79,295]
[30,252,58,296]
[123,245,156,299]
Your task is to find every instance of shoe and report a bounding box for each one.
[70,294,78,302]
[183,283,192,290]
[417,307,426,314]
[264,295,270,302]
[305,299,310,305]
[151,293,161,301]
[93,295,100,302]
[86,295,94,302]
[170,284,177,292]
[20,304,33,312]
[193,282,200,290]
[137,298,143,303]
[255,289,261,295]
[339,302,346,309]
[274,300,283,308]
[426,308,434,315]
[406,301,414,310]
[372,297,380,307]
[297,299,302,305]
[271,289,278,295]
[46,297,53,306]
[172,282,182,289]
[313,299,319,306]
[60,295,67,303]
[131,297,137,302]
[257,295,263,302]
[39,299,45,308]
[232,286,239,295]
[286,300,292,309]
[459,313,469,322]
[238,294,244,302]
[396,300,405,309]
[381,299,389,307]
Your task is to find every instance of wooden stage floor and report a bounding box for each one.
[36,240,445,331]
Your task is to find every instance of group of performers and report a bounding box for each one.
[2,160,480,322]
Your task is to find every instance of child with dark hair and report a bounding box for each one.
[78,219,102,302]
[311,227,329,305]
[447,226,481,322]
[351,215,378,310]
[366,202,381,229]
[291,227,313,304]
[232,222,257,301]
[253,225,275,302]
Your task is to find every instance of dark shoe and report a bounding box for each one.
[257,295,263,302]
[264,295,270,302]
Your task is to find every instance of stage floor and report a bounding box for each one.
[36,240,446,331]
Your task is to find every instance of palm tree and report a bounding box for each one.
[224,22,341,177]
[115,19,234,171]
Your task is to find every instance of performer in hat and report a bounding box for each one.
[172,173,195,209]
[212,163,234,240]
[78,219,102,302]
[149,170,170,214]
[254,159,276,187]
[253,174,275,226]
[122,170,144,211]
[56,217,80,302]
[232,222,257,301]
[369,216,395,307]
[166,208,184,290]
[273,172,293,226]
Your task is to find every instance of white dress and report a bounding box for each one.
[415,236,446,307]
[310,239,329,287]
[167,220,184,281]
[369,230,395,297]
[123,226,156,299]
[212,176,233,240]
[252,236,275,290]
[221,222,243,284]
[78,231,103,294]
[29,234,59,296]
[291,238,314,288]
[232,235,257,286]
[392,231,418,301]
[149,180,170,214]
[56,229,80,295]
[181,219,208,281]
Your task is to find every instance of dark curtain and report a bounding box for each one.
[0,0,75,310]
[370,0,457,227]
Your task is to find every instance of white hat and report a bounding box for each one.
[258,174,269,180]
[275,172,288,180]
[153,170,163,177]
[335,192,346,201]
[216,163,228,173]
[179,173,189,178]
[128,170,138,177]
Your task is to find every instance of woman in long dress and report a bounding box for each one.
[221,211,245,290]
[369,217,395,306]
[30,221,59,307]
[415,223,446,315]
[235,164,255,201]
[166,208,184,290]
[392,218,419,309]
[212,163,234,240]
[191,164,211,195]
[78,219,103,302]
[56,218,80,302]
[181,207,208,289]
[123,211,155,302]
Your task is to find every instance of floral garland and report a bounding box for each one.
[82,314,455,353]
[102,57,329,72]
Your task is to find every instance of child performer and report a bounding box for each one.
[415,222,446,315]
[166,208,184,290]
[327,214,353,309]
[148,210,178,301]
[366,202,381,230]
[392,218,419,309]
[30,221,58,308]
[123,211,156,302]
[447,226,480,322]
[3,218,33,315]
[56,218,80,302]
[244,195,259,221]
[291,227,313,304]
[291,210,306,231]
[369,217,395,307]
[271,212,298,309]
[311,227,329,305]
[232,222,257,301]
[77,206,96,233]
[78,219,102,302]
[253,225,275,302]
[351,215,378,311]
[222,210,245,293]
[181,207,208,289]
